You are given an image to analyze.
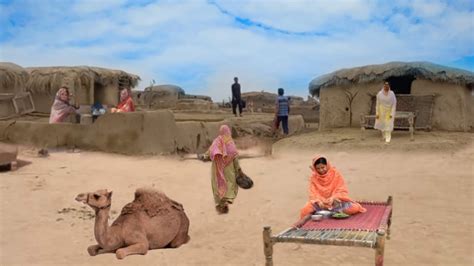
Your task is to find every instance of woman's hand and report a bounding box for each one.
[311,199,324,208]
[325,197,340,207]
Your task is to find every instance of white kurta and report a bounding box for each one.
[374,89,397,132]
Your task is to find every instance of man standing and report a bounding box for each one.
[231,77,242,117]
[275,88,290,135]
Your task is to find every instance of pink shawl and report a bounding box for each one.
[209,125,238,199]
[49,88,76,124]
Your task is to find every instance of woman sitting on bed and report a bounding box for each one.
[300,156,366,219]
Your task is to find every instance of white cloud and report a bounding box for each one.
[0,0,472,102]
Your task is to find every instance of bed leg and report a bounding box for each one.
[387,196,393,240]
[263,226,274,266]
[360,114,366,140]
[409,114,415,141]
[375,230,386,266]
[10,161,17,171]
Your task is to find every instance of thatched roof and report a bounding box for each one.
[0,62,29,94]
[144,84,185,95]
[309,61,474,96]
[26,66,140,94]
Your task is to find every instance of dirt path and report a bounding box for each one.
[0,133,473,265]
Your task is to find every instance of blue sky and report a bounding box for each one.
[1,0,473,101]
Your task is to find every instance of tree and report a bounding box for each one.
[344,87,359,127]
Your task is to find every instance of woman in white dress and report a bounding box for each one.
[374,82,397,143]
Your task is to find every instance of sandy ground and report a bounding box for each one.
[0,131,473,266]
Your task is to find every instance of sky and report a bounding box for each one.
[1,0,473,101]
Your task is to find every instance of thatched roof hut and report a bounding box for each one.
[310,61,474,131]
[0,62,29,94]
[26,66,140,94]
[25,66,140,113]
[309,61,474,96]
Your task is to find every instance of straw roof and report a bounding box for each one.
[26,66,140,94]
[0,62,29,93]
[309,61,474,96]
[144,84,185,95]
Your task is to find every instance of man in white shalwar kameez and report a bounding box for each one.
[374,82,397,143]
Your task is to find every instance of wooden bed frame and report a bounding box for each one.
[263,196,393,266]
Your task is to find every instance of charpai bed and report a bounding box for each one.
[263,196,393,266]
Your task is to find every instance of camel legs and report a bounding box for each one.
[115,243,149,259]
[87,244,112,256]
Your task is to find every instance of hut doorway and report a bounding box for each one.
[386,75,415,94]
[94,82,106,104]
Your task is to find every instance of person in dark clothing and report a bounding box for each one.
[231,77,243,117]
[275,88,290,135]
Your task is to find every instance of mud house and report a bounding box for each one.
[309,62,474,131]
[241,91,319,122]
[0,62,33,119]
[134,84,215,110]
[26,66,140,113]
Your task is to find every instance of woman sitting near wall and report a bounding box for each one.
[49,87,78,124]
[111,88,135,113]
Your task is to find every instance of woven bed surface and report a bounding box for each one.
[300,203,391,231]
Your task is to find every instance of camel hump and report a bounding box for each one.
[170,199,184,212]
[120,187,185,217]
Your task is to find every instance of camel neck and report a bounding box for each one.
[94,208,113,248]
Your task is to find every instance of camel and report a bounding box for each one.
[75,188,190,259]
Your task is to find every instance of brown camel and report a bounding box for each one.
[75,188,190,259]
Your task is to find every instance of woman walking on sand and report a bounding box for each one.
[374,82,397,143]
[201,125,241,214]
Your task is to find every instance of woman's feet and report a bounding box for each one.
[215,204,229,214]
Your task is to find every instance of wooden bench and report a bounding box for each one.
[263,197,393,266]
[359,94,435,141]
[360,111,416,141]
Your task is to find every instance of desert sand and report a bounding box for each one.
[0,130,473,265]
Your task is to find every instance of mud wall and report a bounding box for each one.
[30,92,54,113]
[411,80,471,131]
[319,80,471,131]
[319,82,380,129]
[175,121,222,154]
[0,111,306,155]
[0,111,178,155]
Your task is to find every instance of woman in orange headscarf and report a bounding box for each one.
[111,88,135,113]
[300,156,366,219]
[202,125,241,214]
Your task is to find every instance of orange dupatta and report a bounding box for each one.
[308,156,366,212]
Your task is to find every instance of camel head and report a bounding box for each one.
[75,189,113,211]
